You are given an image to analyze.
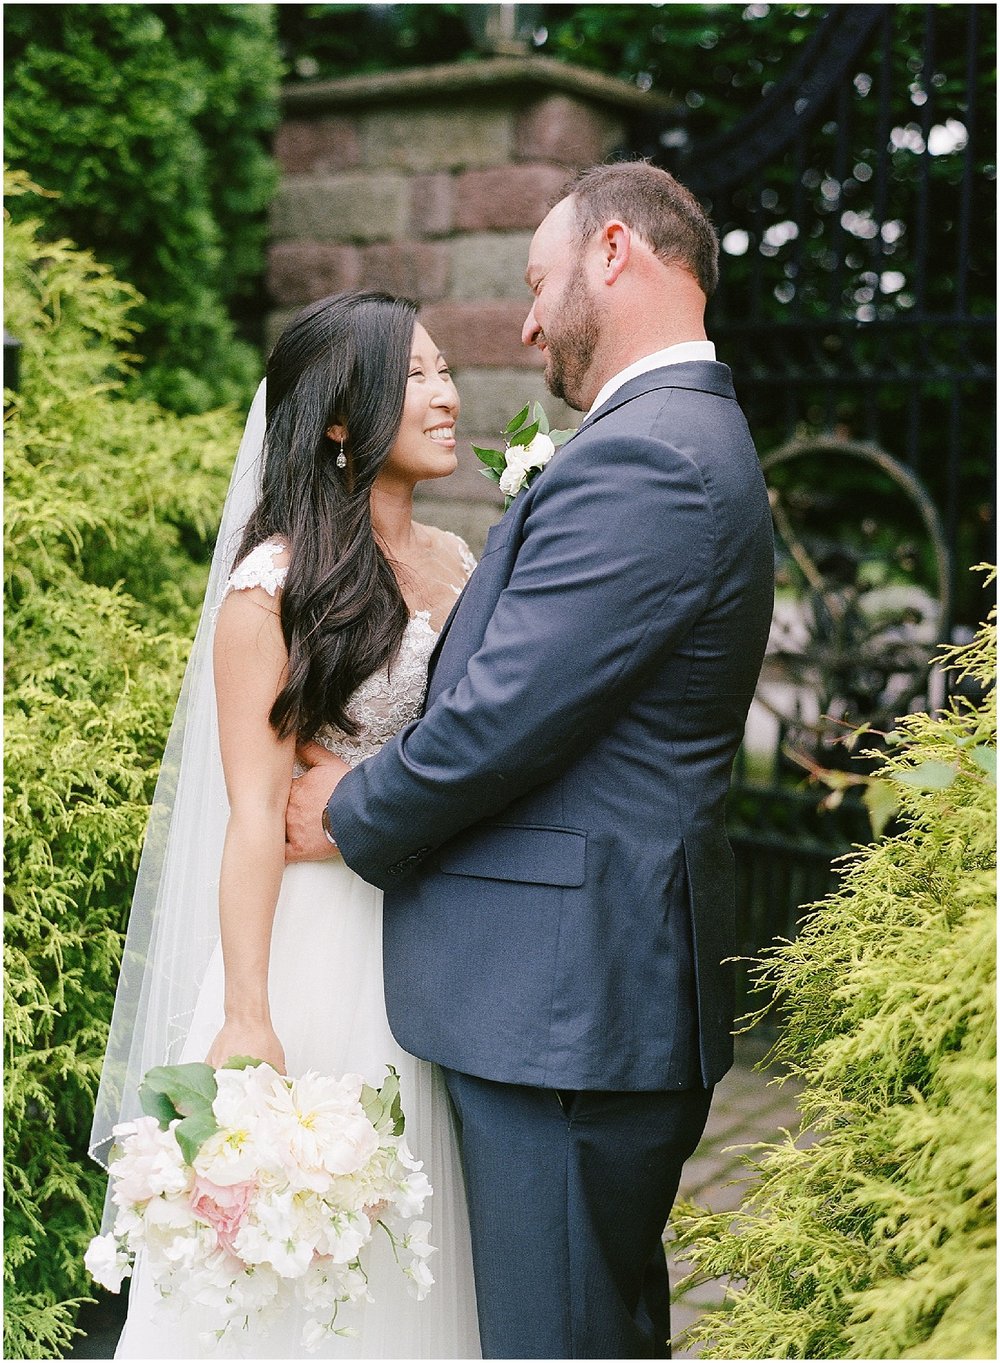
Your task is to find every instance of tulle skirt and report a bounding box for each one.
[115,858,481,1359]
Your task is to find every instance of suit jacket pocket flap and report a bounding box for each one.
[437,824,586,887]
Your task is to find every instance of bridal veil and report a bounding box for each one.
[89,382,267,1225]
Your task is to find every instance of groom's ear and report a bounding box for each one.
[600,221,631,286]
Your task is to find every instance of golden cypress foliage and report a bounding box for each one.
[4,171,239,1356]
[672,583,996,1359]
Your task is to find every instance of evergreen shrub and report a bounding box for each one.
[672,589,997,1360]
[4,172,238,1358]
[4,4,281,414]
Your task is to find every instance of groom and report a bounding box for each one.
[287,160,774,1358]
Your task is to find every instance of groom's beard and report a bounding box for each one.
[542,269,601,412]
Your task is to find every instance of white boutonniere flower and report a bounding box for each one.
[474,402,575,509]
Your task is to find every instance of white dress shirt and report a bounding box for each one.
[585,340,717,421]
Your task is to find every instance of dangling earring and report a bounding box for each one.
[336,440,347,470]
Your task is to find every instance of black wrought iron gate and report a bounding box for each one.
[652,4,996,1010]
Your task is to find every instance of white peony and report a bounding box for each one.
[109,1116,190,1205]
[265,1072,379,1180]
[212,1063,277,1128]
[195,1065,283,1186]
[193,1126,263,1188]
[84,1233,132,1291]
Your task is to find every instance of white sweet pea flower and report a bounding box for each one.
[404,1254,435,1300]
[394,1167,432,1218]
[302,1317,329,1353]
[84,1233,132,1291]
[403,1220,436,1259]
[318,1209,370,1265]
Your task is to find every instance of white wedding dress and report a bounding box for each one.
[116,539,482,1360]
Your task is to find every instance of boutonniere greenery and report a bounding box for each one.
[473,402,576,509]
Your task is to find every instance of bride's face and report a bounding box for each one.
[380,324,460,487]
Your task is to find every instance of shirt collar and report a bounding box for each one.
[585,341,717,420]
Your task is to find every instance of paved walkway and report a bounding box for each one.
[667,1034,805,1358]
[68,1036,804,1361]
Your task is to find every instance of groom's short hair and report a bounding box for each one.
[561,160,720,298]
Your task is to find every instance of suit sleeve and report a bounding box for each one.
[328,432,717,888]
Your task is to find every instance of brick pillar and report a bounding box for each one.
[268,58,678,551]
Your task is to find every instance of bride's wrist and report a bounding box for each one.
[223,1002,272,1026]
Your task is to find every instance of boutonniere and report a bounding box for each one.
[473,402,576,509]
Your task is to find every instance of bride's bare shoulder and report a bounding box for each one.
[418,522,477,575]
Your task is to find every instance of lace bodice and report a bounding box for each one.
[221,535,475,766]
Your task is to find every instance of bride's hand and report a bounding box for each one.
[205,1019,286,1074]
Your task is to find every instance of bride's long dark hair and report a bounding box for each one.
[237,289,418,741]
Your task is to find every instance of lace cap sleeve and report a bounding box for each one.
[443,529,477,578]
[221,540,289,603]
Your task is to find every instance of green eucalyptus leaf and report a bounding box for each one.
[220,1054,265,1070]
[532,401,550,435]
[361,1082,384,1129]
[173,1108,219,1166]
[140,1062,217,1119]
[503,403,530,434]
[508,420,540,449]
[138,1087,178,1128]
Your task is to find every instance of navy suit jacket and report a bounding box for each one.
[328,362,774,1089]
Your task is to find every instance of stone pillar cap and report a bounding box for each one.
[283,56,679,117]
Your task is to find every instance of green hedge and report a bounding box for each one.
[4,172,239,1358]
[672,590,996,1359]
[4,4,281,414]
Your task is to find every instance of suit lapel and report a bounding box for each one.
[425,362,734,699]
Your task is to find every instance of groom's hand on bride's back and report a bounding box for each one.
[285,742,351,863]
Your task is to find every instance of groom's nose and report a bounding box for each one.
[522,301,542,349]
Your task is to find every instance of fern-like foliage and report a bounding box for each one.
[671,583,996,1359]
[4,170,240,1357]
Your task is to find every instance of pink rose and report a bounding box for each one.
[190,1175,255,1253]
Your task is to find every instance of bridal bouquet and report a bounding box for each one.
[85,1059,434,1351]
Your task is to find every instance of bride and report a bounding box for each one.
[89,290,482,1358]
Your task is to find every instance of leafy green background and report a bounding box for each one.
[4,4,281,414]
[4,172,238,1358]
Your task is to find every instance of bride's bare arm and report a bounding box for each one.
[206,584,296,1072]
